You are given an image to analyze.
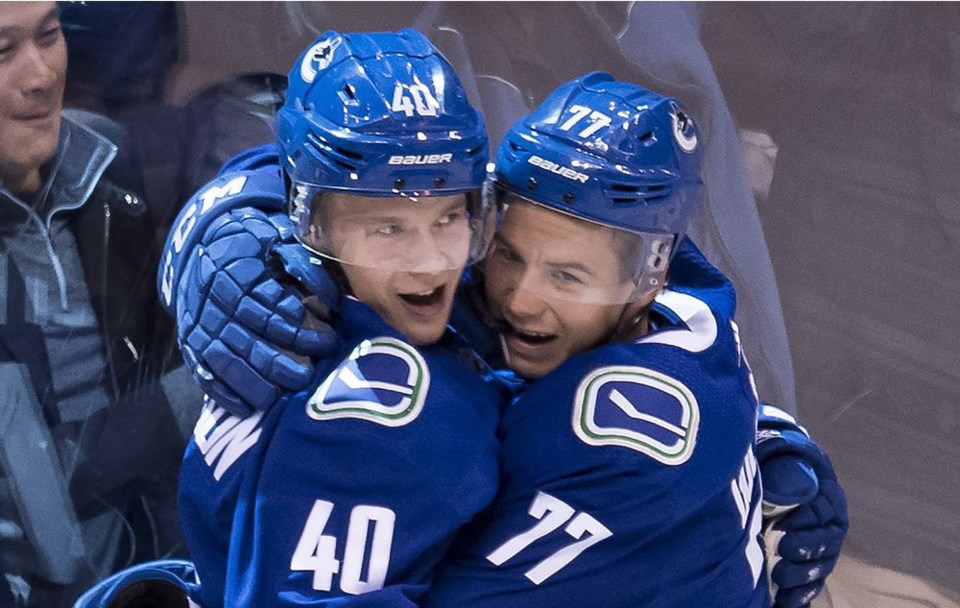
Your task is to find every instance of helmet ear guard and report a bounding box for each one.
[493,71,704,301]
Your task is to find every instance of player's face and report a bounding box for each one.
[484,202,637,379]
[0,2,66,194]
[321,192,471,345]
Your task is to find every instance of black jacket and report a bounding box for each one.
[0,111,190,603]
[56,109,187,531]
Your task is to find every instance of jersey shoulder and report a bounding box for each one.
[660,237,738,320]
[533,287,754,472]
[301,298,503,432]
[305,334,435,428]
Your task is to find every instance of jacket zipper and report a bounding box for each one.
[101,200,121,399]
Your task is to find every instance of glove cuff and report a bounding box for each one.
[158,167,286,314]
[758,403,810,437]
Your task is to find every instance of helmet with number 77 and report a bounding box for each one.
[278,28,494,267]
[493,71,704,298]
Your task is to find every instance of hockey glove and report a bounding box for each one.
[757,404,849,608]
[177,207,339,415]
[71,559,199,608]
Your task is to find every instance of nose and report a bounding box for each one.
[404,228,462,274]
[19,42,61,95]
[499,269,547,321]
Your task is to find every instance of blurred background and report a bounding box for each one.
[6,2,957,606]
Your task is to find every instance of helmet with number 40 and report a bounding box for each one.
[494,71,704,299]
[278,29,494,269]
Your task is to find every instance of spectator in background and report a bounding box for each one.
[58,1,179,114]
[0,3,197,606]
[59,2,286,255]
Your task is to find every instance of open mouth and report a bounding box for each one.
[399,285,447,309]
[499,321,556,346]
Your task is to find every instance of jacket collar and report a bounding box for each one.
[0,113,118,226]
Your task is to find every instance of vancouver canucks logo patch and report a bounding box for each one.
[308,337,429,427]
[300,35,342,83]
[573,366,699,465]
[670,102,698,153]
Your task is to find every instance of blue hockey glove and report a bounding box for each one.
[71,559,199,608]
[177,207,340,415]
[757,405,849,608]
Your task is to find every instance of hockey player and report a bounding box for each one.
[422,73,768,607]
[80,30,503,608]
[450,79,842,608]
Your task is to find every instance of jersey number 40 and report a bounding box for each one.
[291,499,396,595]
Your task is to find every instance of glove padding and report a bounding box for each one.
[177,207,339,415]
[757,406,849,608]
[71,559,199,608]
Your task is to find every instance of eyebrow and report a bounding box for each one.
[39,8,60,26]
[494,232,519,254]
[495,232,598,278]
[437,198,467,216]
[546,260,597,278]
[354,198,464,224]
[351,214,405,226]
[0,8,60,38]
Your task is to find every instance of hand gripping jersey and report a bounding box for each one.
[424,240,769,608]
[178,297,502,607]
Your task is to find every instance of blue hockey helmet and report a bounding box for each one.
[279,29,494,269]
[492,72,703,299]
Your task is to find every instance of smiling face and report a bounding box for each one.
[0,2,66,194]
[313,192,472,345]
[484,200,646,379]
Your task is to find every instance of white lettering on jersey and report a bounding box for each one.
[291,499,396,594]
[160,175,248,307]
[387,153,453,165]
[731,448,758,528]
[731,448,764,588]
[487,491,612,585]
[731,320,761,403]
[527,155,590,184]
[193,401,262,481]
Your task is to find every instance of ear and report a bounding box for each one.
[612,281,664,343]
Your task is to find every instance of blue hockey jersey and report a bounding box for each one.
[178,297,502,607]
[424,241,769,607]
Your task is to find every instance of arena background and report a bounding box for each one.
[64,3,960,606]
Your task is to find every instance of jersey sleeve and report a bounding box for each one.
[177,398,270,607]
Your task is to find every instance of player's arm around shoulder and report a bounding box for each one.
[158,161,339,415]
